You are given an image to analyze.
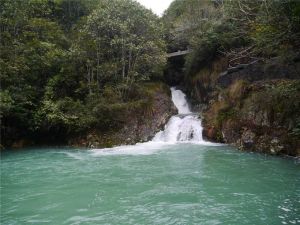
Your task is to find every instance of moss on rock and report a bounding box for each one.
[69,82,177,148]
[203,79,300,156]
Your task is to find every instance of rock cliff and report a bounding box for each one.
[188,57,300,156]
[69,83,177,148]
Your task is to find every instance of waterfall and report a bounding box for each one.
[92,87,218,156]
[153,87,204,143]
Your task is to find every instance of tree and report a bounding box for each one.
[77,0,166,95]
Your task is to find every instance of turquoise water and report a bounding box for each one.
[1,144,299,225]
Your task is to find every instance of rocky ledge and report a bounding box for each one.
[202,79,300,157]
[69,84,177,148]
[188,55,300,157]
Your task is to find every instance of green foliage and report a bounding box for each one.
[216,108,237,127]
[291,118,300,138]
[244,81,300,131]
[79,0,166,87]
[247,1,300,56]
[163,0,300,77]
[0,90,14,117]
[206,80,300,132]
[265,81,300,122]
[37,98,90,131]
[0,0,166,146]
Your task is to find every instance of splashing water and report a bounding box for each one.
[2,88,299,225]
[170,87,191,114]
[153,87,205,143]
[92,87,217,156]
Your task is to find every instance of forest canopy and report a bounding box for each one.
[162,0,300,75]
[1,0,299,148]
[0,0,166,146]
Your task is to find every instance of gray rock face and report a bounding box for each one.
[270,138,285,154]
[118,92,177,144]
[221,122,240,144]
[200,55,300,157]
[217,58,300,88]
[241,109,270,127]
[224,127,291,155]
[240,129,256,150]
[70,86,177,148]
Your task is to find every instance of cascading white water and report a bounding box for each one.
[153,87,204,143]
[171,87,191,114]
[93,87,218,156]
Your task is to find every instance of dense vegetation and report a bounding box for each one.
[1,0,299,153]
[0,0,166,147]
[163,0,300,76]
[162,0,300,155]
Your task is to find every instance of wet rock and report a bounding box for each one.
[240,129,256,150]
[270,138,285,154]
[254,111,269,127]
[196,55,300,157]
[11,139,32,149]
[255,135,271,153]
[203,126,220,142]
[221,120,240,143]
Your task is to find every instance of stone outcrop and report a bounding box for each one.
[217,57,300,88]
[69,86,177,148]
[198,56,300,157]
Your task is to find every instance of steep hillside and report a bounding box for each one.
[162,0,300,156]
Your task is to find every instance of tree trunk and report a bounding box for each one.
[121,38,126,80]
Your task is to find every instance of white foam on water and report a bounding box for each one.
[153,115,203,142]
[92,142,173,156]
[153,87,216,145]
[92,87,221,156]
[61,152,85,160]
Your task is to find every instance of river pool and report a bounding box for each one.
[1,143,299,225]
